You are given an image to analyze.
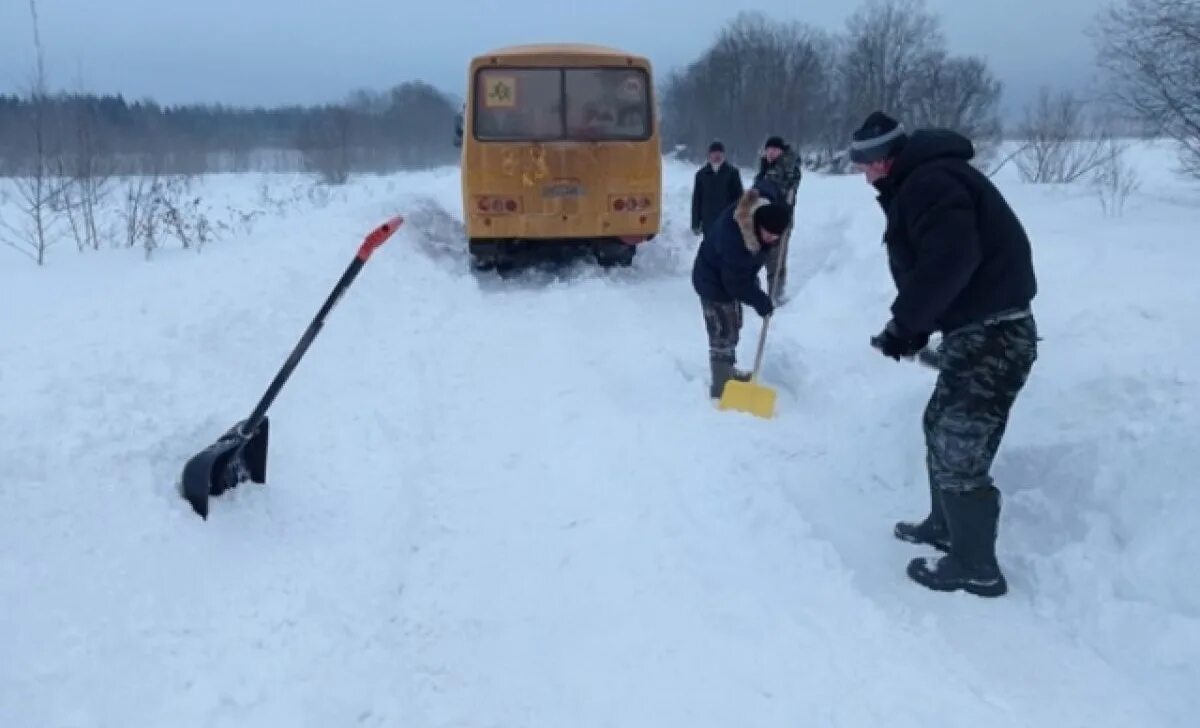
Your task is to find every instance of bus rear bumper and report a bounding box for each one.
[468,235,647,269]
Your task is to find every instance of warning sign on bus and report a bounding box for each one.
[484,76,517,108]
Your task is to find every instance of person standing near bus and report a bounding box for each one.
[692,140,744,238]
[754,135,802,304]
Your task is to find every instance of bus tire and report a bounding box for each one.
[468,239,505,271]
[594,240,636,268]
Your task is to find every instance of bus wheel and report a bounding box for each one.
[594,240,636,268]
[469,239,509,272]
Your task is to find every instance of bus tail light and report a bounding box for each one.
[610,195,655,212]
[474,196,521,214]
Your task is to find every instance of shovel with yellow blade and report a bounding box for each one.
[717,314,777,418]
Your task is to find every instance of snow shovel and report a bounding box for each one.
[179,215,404,519]
[718,314,777,418]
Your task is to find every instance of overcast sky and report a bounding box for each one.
[0,0,1101,118]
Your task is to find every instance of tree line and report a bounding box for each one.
[660,0,1200,182]
[0,82,460,180]
[6,0,1195,182]
[660,0,1005,171]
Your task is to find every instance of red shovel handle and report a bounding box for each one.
[356,215,404,261]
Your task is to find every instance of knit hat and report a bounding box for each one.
[708,139,725,153]
[764,135,786,151]
[753,203,792,237]
[849,111,907,164]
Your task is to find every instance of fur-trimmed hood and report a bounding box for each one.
[734,188,772,254]
[691,185,778,317]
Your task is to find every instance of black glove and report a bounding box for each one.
[872,320,928,361]
[753,297,774,319]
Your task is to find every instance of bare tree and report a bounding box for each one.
[659,12,838,163]
[777,23,840,159]
[297,105,352,185]
[1,0,66,265]
[1093,0,1200,177]
[122,173,212,259]
[836,0,1004,160]
[807,33,856,169]
[838,0,944,126]
[659,66,709,159]
[58,93,115,251]
[381,81,465,169]
[1092,141,1142,215]
[1015,87,1117,183]
[909,54,1004,160]
[120,160,161,251]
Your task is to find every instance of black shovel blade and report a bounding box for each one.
[179,417,269,519]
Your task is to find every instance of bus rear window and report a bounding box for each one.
[474,68,563,141]
[472,67,650,141]
[565,68,649,140]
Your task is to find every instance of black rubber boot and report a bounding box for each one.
[894,481,951,552]
[709,358,751,398]
[906,486,1008,598]
[710,358,732,398]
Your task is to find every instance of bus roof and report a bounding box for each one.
[473,43,650,66]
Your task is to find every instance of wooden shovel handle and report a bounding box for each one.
[751,315,770,379]
[752,215,790,379]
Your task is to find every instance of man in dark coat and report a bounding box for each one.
[691,140,744,237]
[852,111,1038,598]
[691,180,792,398]
[754,135,803,302]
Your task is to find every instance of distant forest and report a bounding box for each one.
[0,81,461,180]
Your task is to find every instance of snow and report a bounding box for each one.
[2,141,1198,727]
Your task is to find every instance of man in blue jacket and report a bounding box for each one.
[691,180,792,398]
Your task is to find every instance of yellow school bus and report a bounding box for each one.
[457,43,662,269]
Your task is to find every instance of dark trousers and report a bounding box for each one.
[924,315,1038,495]
[700,298,742,362]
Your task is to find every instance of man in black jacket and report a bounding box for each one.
[691,180,792,398]
[691,140,744,237]
[851,111,1038,598]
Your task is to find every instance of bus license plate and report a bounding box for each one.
[544,182,584,198]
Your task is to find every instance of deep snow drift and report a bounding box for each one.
[2,143,1198,727]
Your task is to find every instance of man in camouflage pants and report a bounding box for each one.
[851,111,1039,598]
[754,136,802,303]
